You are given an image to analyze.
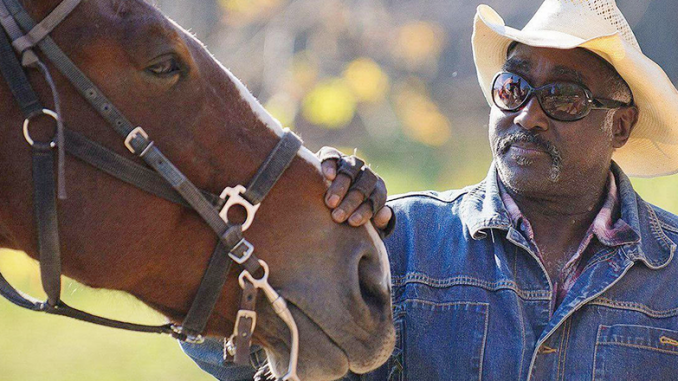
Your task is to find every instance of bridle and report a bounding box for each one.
[0,0,302,379]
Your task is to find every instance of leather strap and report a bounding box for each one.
[42,301,180,336]
[0,0,304,348]
[234,282,258,365]
[224,281,259,365]
[243,131,303,205]
[11,0,81,54]
[0,24,41,117]
[3,0,138,137]
[32,143,62,306]
[0,271,43,310]
[180,241,237,337]
[0,20,196,338]
[2,0,299,250]
[0,0,24,48]
[64,128,224,209]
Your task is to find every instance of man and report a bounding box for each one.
[183,0,678,379]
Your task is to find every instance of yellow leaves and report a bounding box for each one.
[300,58,392,128]
[343,58,390,103]
[394,21,445,70]
[299,59,451,144]
[302,79,356,129]
[395,79,452,147]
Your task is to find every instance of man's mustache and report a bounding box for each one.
[496,131,562,165]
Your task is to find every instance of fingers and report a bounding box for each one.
[323,152,365,209]
[317,146,344,181]
[318,146,391,230]
[367,178,387,214]
[348,203,374,227]
[332,188,369,224]
[325,173,352,209]
[373,206,393,230]
[321,159,337,181]
[350,169,378,198]
[331,169,378,224]
[336,155,365,181]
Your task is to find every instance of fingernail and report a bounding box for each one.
[349,214,362,225]
[328,195,340,207]
[332,209,346,221]
[324,167,335,178]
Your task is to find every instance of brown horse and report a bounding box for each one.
[0,0,394,379]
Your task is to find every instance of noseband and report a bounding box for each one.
[0,0,302,379]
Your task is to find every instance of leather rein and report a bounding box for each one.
[0,0,302,379]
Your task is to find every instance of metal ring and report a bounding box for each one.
[23,109,58,148]
[219,185,261,232]
[238,260,269,289]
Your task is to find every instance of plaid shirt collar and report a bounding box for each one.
[498,171,637,308]
[499,171,634,250]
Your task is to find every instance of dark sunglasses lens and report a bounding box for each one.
[538,83,590,121]
[492,73,531,110]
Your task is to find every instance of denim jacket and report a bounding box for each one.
[182,163,678,380]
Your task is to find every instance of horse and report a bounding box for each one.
[0,0,395,380]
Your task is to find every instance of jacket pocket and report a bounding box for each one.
[399,300,489,381]
[593,324,678,380]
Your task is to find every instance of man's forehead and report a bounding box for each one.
[503,45,604,86]
[502,56,586,85]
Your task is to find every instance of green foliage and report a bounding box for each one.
[0,252,212,381]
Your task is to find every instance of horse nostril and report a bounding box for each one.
[357,251,390,312]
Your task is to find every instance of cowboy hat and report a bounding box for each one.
[472,0,678,177]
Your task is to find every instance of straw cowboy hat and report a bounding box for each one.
[472,0,678,177]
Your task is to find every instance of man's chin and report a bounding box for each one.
[496,155,561,182]
[496,158,561,194]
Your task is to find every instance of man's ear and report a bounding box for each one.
[612,105,639,148]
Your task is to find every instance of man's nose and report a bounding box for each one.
[513,97,550,131]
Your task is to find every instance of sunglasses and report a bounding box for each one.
[491,72,631,122]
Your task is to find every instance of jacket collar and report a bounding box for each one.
[460,162,675,269]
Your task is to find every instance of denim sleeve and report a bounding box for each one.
[180,338,261,381]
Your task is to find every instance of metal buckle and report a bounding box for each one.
[124,126,149,154]
[235,310,257,335]
[23,109,58,148]
[171,325,205,344]
[224,310,257,358]
[219,185,260,231]
[228,239,254,265]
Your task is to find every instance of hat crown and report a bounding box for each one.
[523,0,641,51]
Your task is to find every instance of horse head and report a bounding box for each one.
[0,0,394,379]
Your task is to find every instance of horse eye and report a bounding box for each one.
[146,57,182,76]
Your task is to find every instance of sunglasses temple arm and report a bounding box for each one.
[591,98,630,109]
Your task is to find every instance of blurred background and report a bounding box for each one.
[1,0,677,379]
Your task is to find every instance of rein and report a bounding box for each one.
[0,0,302,379]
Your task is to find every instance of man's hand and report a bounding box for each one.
[317,147,392,230]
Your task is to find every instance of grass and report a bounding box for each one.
[0,249,214,381]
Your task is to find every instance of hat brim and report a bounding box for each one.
[472,5,678,177]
